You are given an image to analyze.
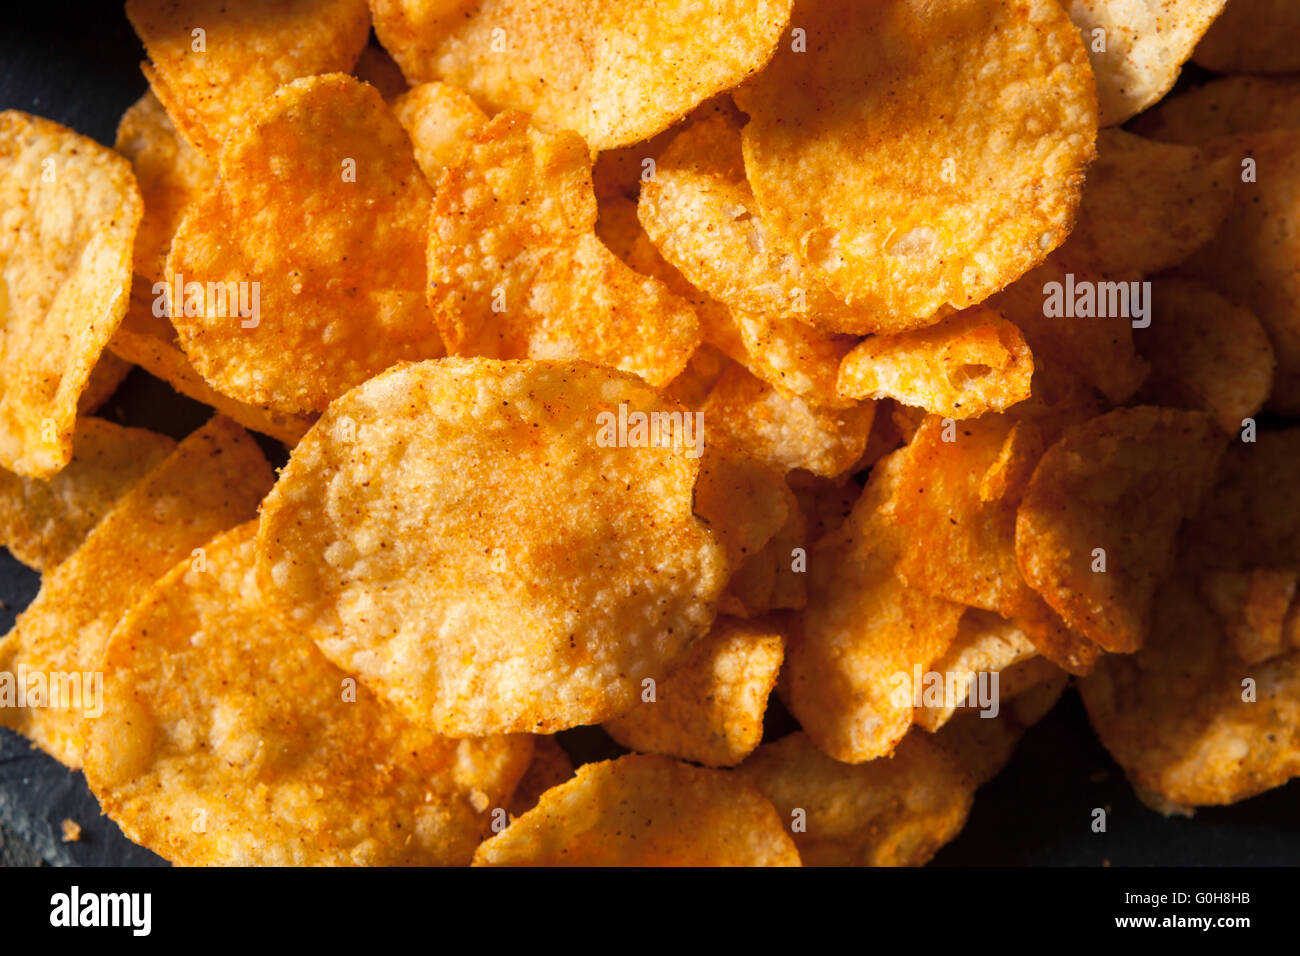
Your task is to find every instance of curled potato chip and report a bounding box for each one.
[1178,131,1300,414]
[1135,277,1275,433]
[0,112,142,478]
[474,753,800,866]
[392,81,487,186]
[1065,0,1226,127]
[1132,75,1300,146]
[1193,0,1300,73]
[735,0,1096,323]
[86,522,532,866]
[370,0,792,150]
[354,42,409,101]
[168,74,441,413]
[0,417,272,767]
[126,0,370,152]
[738,731,974,867]
[1200,569,1298,664]
[1016,407,1224,655]
[1061,129,1234,277]
[114,91,214,283]
[604,616,785,767]
[784,451,964,763]
[428,113,698,388]
[0,419,175,572]
[837,308,1033,419]
[257,359,726,736]
[506,737,575,819]
[1080,577,1300,808]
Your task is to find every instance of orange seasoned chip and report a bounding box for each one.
[506,737,575,819]
[0,417,273,768]
[1016,407,1224,654]
[0,419,175,572]
[727,509,808,616]
[1199,569,1298,664]
[604,616,784,767]
[735,0,1096,324]
[737,731,974,867]
[370,0,792,150]
[126,0,370,153]
[694,440,792,579]
[256,360,726,736]
[837,308,1033,419]
[85,522,532,866]
[114,91,214,283]
[0,112,142,477]
[1065,0,1226,126]
[473,753,800,866]
[392,81,487,186]
[1193,0,1300,74]
[1132,75,1300,147]
[427,113,698,388]
[353,42,408,101]
[167,74,442,413]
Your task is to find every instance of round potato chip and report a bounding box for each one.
[391,81,487,186]
[734,0,1097,324]
[473,753,800,866]
[370,0,793,150]
[86,523,533,866]
[256,359,727,736]
[1193,0,1300,74]
[166,74,442,413]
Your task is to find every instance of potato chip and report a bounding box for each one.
[0,112,142,477]
[1193,0,1300,74]
[1200,569,1298,664]
[1131,75,1300,146]
[1016,407,1224,654]
[353,42,409,101]
[1177,131,1300,414]
[735,0,1096,323]
[506,737,575,819]
[662,344,731,411]
[370,0,793,150]
[723,507,807,617]
[114,91,214,283]
[1080,576,1300,808]
[0,418,175,572]
[473,753,799,866]
[694,439,792,577]
[256,359,726,736]
[126,0,370,153]
[604,616,785,767]
[1135,277,1275,433]
[392,81,487,186]
[1065,1,1226,127]
[85,522,532,866]
[784,451,964,763]
[789,471,859,546]
[0,416,273,767]
[737,731,974,867]
[76,352,133,416]
[837,308,1033,419]
[427,112,698,388]
[1060,129,1234,277]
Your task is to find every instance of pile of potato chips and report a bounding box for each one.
[0,0,1297,866]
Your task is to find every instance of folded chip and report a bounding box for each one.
[370,0,793,150]
[0,419,175,572]
[735,0,1096,323]
[1131,75,1300,146]
[0,416,273,767]
[1193,0,1300,74]
[0,112,142,477]
[126,0,370,152]
[391,81,487,186]
[474,753,800,866]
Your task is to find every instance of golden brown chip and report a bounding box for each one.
[737,731,973,867]
[114,91,214,283]
[1193,0,1300,73]
[693,440,792,576]
[353,42,409,101]
[85,522,532,866]
[256,359,726,737]
[126,0,370,153]
[1061,129,1234,276]
[735,0,1096,324]
[474,753,800,866]
[1065,0,1226,127]
[604,616,785,767]
[837,308,1033,419]
[1135,277,1275,433]
[1016,407,1224,654]
[1200,569,1298,665]
[1080,577,1300,808]
[0,418,175,572]
[662,344,731,411]
[427,112,698,388]
[167,74,441,413]
[391,81,487,186]
[789,471,860,546]
[723,507,807,617]
[370,0,792,150]
[0,417,273,767]
[76,352,133,416]
[1131,75,1300,146]
[506,737,575,819]
[0,112,142,477]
